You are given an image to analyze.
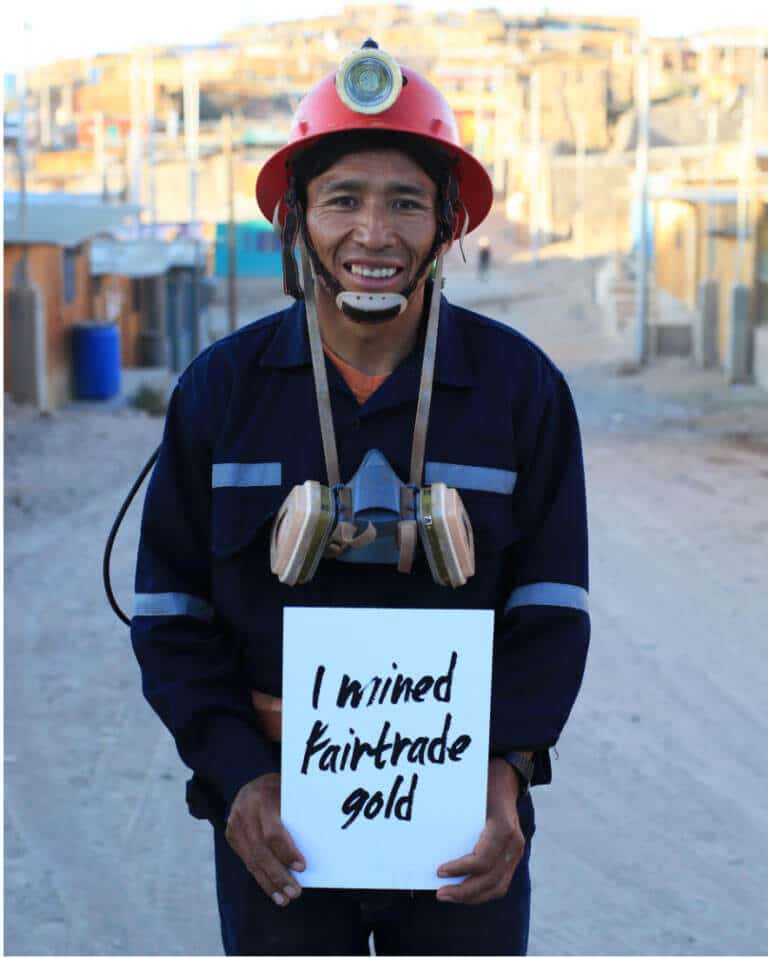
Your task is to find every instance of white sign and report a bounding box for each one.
[281,606,493,890]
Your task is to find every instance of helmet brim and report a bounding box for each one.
[256,129,493,238]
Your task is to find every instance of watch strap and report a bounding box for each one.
[504,751,535,794]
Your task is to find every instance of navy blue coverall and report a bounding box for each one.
[131,290,590,955]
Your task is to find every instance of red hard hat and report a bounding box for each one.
[256,54,493,237]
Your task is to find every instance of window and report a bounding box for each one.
[63,248,77,304]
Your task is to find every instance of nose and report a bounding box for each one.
[352,199,394,249]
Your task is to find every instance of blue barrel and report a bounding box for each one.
[72,322,121,399]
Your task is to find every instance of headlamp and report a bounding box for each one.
[336,46,403,115]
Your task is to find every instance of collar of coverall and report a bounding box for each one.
[258,285,475,390]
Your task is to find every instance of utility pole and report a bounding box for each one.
[755,43,766,144]
[634,30,650,366]
[223,113,238,334]
[735,93,753,285]
[11,20,47,412]
[183,57,200,233]
[40,77,52,148]
[529,69,541,265]
[94,110,107,200]
[129,53,143,210]
[473,75,484,161]
[492,63,505,197]
[577,111,586,261]
[17,25,30,286]
[145,51,157,235]
[184,57,201,356]
[705,105,718,280]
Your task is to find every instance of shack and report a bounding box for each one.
[3,193,140,408]
[214,220,281,278]
[649,183,768,377]
[90,235,209,373]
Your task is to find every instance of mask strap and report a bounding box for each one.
[408,251,444,487]
[299,239,341,487]
[397,485,418,574]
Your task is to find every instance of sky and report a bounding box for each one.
[2,0,767,70]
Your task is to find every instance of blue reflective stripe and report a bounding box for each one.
[212,462,282,488]
[505,583,589,614]
[133,592,215,622]
[425,462,517,495]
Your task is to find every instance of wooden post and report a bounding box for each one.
[529,70,540,265]
[223,114,238,335]
[145,52,157,234]
[577,112,586,260]
[634,31,650,365]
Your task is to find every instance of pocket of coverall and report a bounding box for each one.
[210,487,285,558]
[460,492,521,556]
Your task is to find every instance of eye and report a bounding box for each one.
[393,198,425,211]
[328,195,357,208]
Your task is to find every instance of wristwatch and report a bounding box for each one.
[503,751,535,796]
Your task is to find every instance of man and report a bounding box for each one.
[131,41,589,956]
[478,236,491,277]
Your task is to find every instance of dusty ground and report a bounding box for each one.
[4,232,768,955]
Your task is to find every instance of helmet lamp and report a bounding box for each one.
[336,48,403,115]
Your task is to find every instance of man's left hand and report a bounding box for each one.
[435,757,526,905]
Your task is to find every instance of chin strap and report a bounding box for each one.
[336,290,407,319]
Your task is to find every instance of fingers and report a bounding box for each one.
[262,818,306,875]
[256,818,306,905]
[229,824,304,906]
[437,821,506,878]
[436,865,510,906]
[225,776,306,907]
[247,848,303,906]
[436,822,525,906]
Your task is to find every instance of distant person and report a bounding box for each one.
[478,234,491,277]
[130,39,589,957]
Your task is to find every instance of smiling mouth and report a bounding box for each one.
[343,262,405,283]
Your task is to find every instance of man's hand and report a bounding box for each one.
[435,757,526,905]
[225,773,306,907]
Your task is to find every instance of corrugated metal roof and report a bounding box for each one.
[89,237,207,277]
[4,194,140,247]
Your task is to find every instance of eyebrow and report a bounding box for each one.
[317,178,432,199]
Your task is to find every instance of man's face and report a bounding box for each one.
[304,149,441,301]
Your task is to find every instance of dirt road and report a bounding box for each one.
[5,253,768,955]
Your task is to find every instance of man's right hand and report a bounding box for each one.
[225,773,306,906]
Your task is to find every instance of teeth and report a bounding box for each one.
[349,264,397,278]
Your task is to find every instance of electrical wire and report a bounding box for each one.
[103,445,160,626]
